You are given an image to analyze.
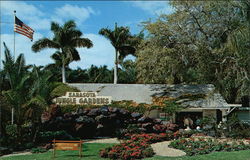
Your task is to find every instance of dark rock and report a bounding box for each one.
[64,112,72,118]
[76,116,95,124]
[138,116,152,123]
[153,118,162,124]
[142,123,153,133]
[76,108,84,116]
[100,106,109,115]
[97,124,104,129]
[87,108,101,116]
[109,107,118,113]
[131,112,142,119]
[95,115,106,123]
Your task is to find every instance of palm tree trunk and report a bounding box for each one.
[62,63,66,83]
[114,50,118,84]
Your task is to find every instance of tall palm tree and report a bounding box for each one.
[99,23,137,84]
[32,20,93,83]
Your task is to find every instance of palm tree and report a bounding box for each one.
[32,20,93,83]
[2,42,31,125]
[99,23,138,84]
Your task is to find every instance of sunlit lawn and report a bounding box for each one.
[1,143,250,160]
[146,150,250,160]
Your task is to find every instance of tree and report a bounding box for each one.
[32,20,93,83]
[2,42,31,125]
[136,0,250,103]
[99,23,138,84]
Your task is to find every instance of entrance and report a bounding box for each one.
[176,112,202,129]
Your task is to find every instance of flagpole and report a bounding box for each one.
[13,10,16,60]
[11,10,16,125]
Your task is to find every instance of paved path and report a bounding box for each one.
[85,138,120,144]
[1,151,32,158]
[151,141,186,157]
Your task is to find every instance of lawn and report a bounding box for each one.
[1,143,250,160]
[146,150,250,160]
[1,143,114,160]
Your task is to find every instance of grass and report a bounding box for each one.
[146,150,250,160]
[1,143,114,160]
[1,143,250,160]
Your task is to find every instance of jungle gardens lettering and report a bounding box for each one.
[53,92,112,105]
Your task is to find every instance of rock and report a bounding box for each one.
[87,108,101,116]
[95,115,108,123]
[77,108,84,114]
[64,112,72,118]
[76,116,95,124]
[109,107,118,113]
[100,106,109,115]
[138,116,152,123]
[97,124,104,129]
[131,112,142,118]
[153,118,162,124]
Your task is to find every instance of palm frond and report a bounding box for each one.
[32,38,60,52]
[51,22,60,33]
[72,38,93,48]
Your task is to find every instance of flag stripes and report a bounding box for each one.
[14,16,34,40]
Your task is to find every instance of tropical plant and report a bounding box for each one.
[99,23,140,84]
[2,42,31,125]
[32,20,93,83]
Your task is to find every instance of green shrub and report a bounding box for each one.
[169,138,250,156]
[50,83,79,98]
[31,147,47,153]
[37,130,73,142]
[5,124,18,138]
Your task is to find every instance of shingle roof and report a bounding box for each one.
[68,83,228,108]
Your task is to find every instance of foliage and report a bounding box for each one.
[169,138,250,156]
[100,134,154,159]
[32,20,93,83]
[31,147,48,153]
[37,130,74,143]
[5,124,18,138]
[225,114,250,138]
[99,23,141,84]
[100,132,193,159]
[136,0,250,103]
[50,82,79,98]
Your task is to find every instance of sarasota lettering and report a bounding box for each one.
[53,92,112,105]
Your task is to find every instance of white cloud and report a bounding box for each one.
[1,1,44,21]
[0,33,115,70]
[55,5,96,25]
[0,1,99,31]
[131,1,174,15]
[1,33,54,67]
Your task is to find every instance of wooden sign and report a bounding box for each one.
[52,140,83,157]
[55,143,79,150]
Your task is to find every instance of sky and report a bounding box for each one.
[0,1,173,69]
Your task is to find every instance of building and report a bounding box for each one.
[68,83,236,124]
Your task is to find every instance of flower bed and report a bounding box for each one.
[99,131,193,159]
[169,138,250,156]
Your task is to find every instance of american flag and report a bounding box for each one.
[14,16,34,41]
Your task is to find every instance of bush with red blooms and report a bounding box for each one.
[99,138,153,160]
[99,131,192,159]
